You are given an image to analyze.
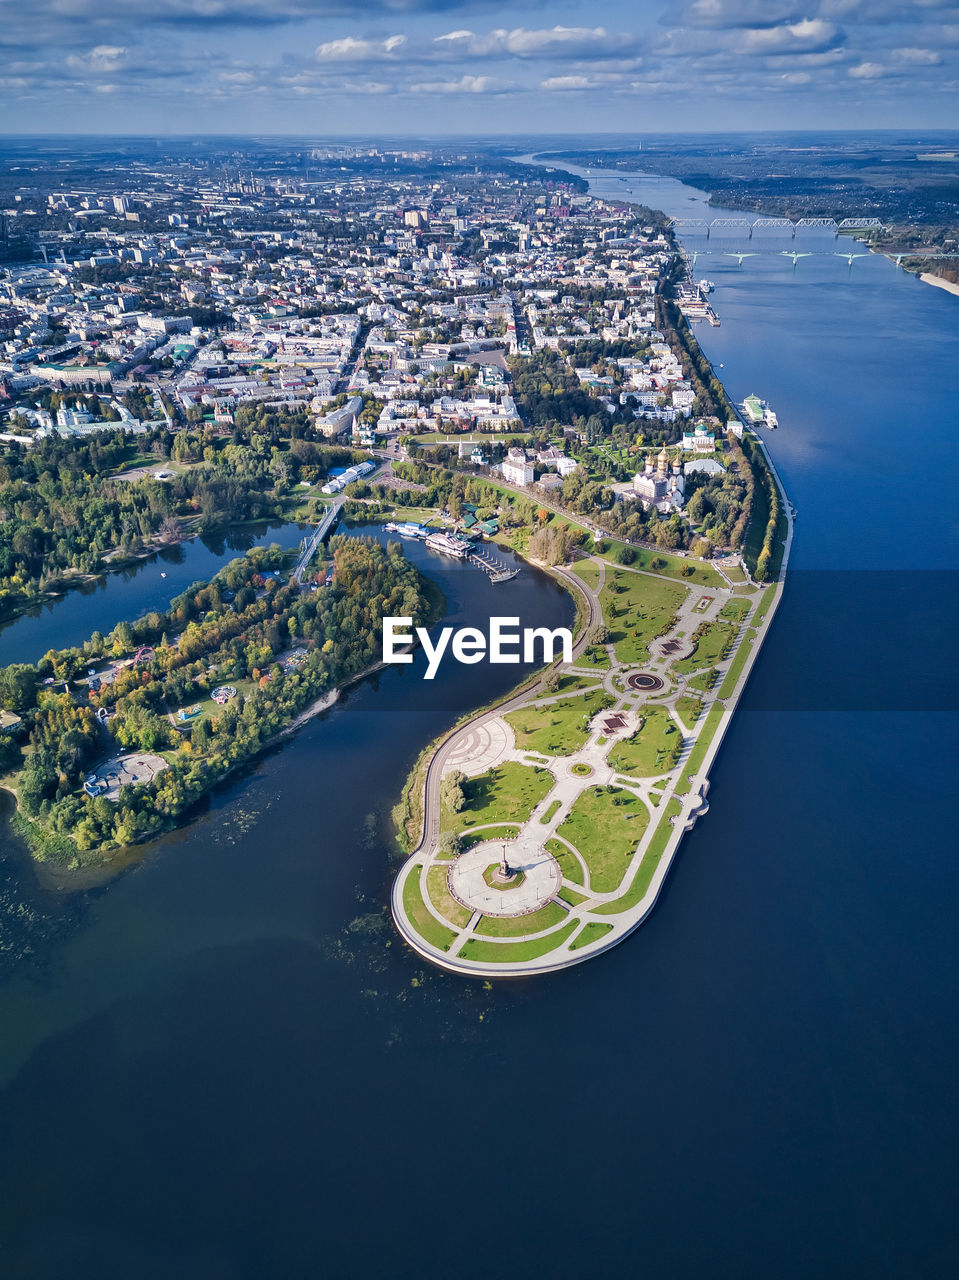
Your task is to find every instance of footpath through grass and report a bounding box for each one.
[403,866,456,950]
[606,706,682,777]
[594,799,683,915]
[673,620,736,675]
[460,918,579,963]
[570,921,614,950]
[475,900,568,937]
[599,568,687,665]
[557,785,650,893]
[505,689,613,756]
[426,865,473,928]
[674,703,724,796]
[718,628,758,699]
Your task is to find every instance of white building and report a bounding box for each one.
[502,447,534,486]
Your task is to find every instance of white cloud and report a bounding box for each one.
[433,26,631,60]
[66,45,129,73]
[892,46,941,64]
[541,75,594,90]
[409,73,514,94]
[737,19,841,55]
[848,60,886,76]
[315,35,405,62]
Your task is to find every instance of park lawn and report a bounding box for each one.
[403,866,457,951]
[752,584,778,626]
[720,598,751,622]
[460,918,580,963]
[723,563,748,584]
[607,707,683,777]
[443,762,555,835]
[505,689,613,756]
[459,823,520,849]
[426,865,473,929]
[546,837,585,886]
[594,800,683,915]
[688,667,719,692]
[571,561,601,592]
[177,676,258,730]
[570,921,614,950]
[556,786,650,893]
[718,628,758,698]
[533,673,602,700]
[673,620,737,675]
[597,541,722,588]
[540,799,562,824]
[559,886,588,906]
[675,695,703,730]
[580,645,610,669]
[600,568,686,665]
[674,703,724,796]
[475,900,568,937]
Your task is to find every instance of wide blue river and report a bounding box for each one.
[0,164,956,1279]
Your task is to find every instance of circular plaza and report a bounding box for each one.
[447,837,561,917]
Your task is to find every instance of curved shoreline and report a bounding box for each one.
[391,446,793,977]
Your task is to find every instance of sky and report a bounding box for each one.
[0,0,957,135]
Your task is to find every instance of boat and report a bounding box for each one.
[763,408,778,429]
[425,531,471,559]
[386,521,427,538]
[698,279,715,292]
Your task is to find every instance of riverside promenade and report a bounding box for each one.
[391,441,793,977]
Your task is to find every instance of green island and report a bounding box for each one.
[0,536,439,864]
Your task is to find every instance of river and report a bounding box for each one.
[0,160,957,1279]
[0,518,309,667]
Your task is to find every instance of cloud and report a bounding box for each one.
[541,75,599,90]
[409,73,515,93]
[892,46,941,64]
[736,19,841,55]
[672,1,805,30]
[65,45,130,73]
[848,59,886,76]
[315,35,406,61]
[433,26,633,60]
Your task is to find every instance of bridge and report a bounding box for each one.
[292,501,342,584]
[670,214,885,239]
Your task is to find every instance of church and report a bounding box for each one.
[632,446,686,513]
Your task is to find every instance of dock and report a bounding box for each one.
[471,546,519,583]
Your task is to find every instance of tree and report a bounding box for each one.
[438,832,462,857]
[441,770,467,814]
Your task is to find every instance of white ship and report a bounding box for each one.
[741,393,778,429]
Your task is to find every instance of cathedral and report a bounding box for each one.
[632,446,686,512]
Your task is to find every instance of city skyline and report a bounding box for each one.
[1,1,957,135]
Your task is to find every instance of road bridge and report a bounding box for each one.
[292,500,342,584]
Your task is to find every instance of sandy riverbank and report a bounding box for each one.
[920,272,959,297]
